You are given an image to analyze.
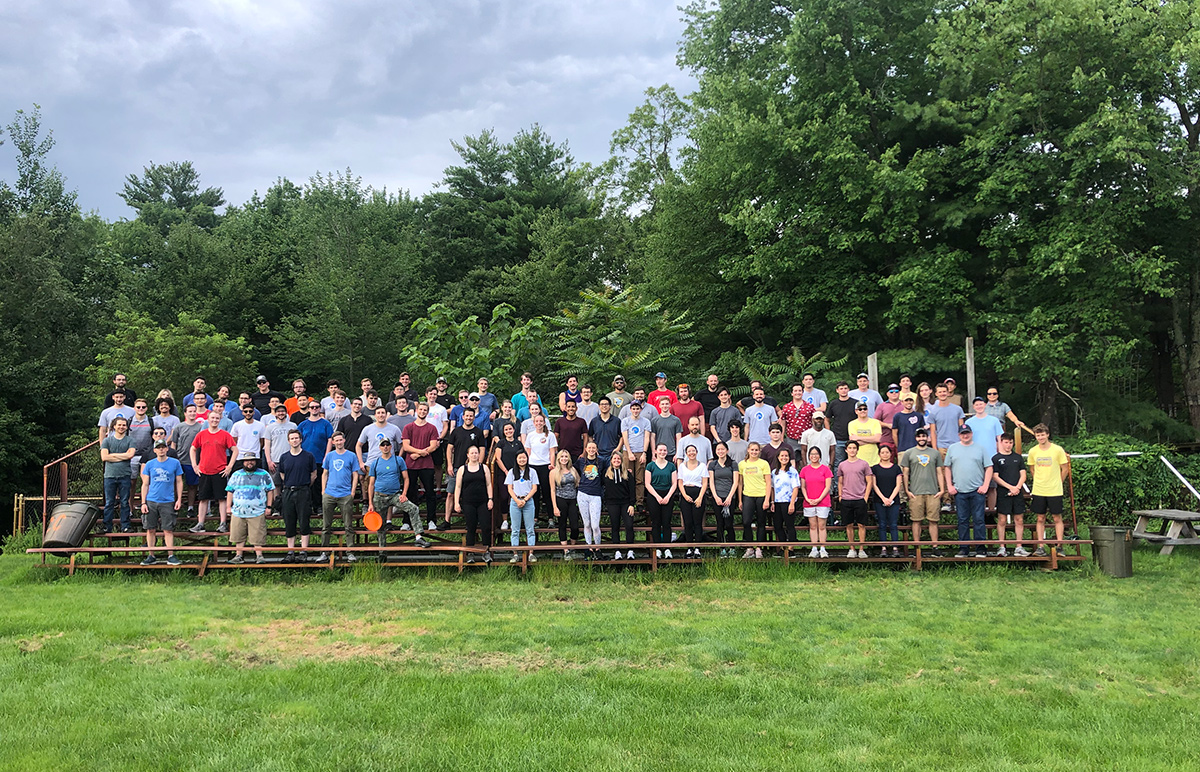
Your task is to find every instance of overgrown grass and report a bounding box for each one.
[1,543,1197,770]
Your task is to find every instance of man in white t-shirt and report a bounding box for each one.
[799,411,836,468]
[229,405,265,461]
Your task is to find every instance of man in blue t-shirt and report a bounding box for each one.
[298,402,334,518]
[139,439,184,565]
[369,438,428,551]
[927,383,965,452]
[943,425,993,558]
[587,397,623,470]
[319,431,360,561]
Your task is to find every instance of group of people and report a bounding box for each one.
[94,369,1071,564]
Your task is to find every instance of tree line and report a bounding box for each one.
[2,0,1197,512]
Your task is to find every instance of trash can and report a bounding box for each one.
[43,501,100,557]
[1091,525,1133,578]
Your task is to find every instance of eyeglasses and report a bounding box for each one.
[241,408,254,413]
[987,391,998,396]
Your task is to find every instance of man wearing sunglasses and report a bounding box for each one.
[230,404,266,465]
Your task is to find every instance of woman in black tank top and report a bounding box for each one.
[455,446,494,562]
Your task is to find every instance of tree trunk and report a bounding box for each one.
[1170,245,1200,437]
[1149,328,1175,416]
[1037,379,1057,433]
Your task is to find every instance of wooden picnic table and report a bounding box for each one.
[1131,509,1200,555]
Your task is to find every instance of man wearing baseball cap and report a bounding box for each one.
[875,383,904,455]
[943,377,963,408]
[943,424,992,558]
[606,375,632,412]
[848,372,883,415]
[648,373,677,410]
[251,376,284,415]
[892,394,926,452]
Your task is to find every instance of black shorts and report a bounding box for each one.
[1031,495,1064,515]
[840,499,869,525]
[996,491,1026,516]
[197,473,227,501]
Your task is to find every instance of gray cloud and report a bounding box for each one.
[0,0,695,217]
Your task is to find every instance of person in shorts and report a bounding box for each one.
[139,439,183,565]
[836,440,873,558]
[224,451,275,563]
[991,432,1028,557]
[800,446,833,558]
[189,412,237,533]
[900,428,945,556]
[1028,423,1071,556]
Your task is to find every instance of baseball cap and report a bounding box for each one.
[811,410,826,419]
[436,376,447,384]
[857,372,869,379]
[154,439,169,448]
[903,395,915,402]
[469,392,481,400]
[614,374,626,382]
[379,438,392,446]
[973,395,985,403]
[945,377,956,384]
[655,372,666,379]
[855,402,869,410]
[958,425,972,434]
[256,375,268,383]
[887,383,900,392]
[630,400,643,408]
[915,428,929,435]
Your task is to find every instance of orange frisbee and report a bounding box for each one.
[363,510,383,532]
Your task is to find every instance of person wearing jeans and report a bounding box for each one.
[943,425,993,558]
[100,416,135,533]
[505,452,538,562]
[871,445,903,556]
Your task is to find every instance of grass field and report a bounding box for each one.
[1,536,1198,771]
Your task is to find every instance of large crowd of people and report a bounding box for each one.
[93,369,1071,565]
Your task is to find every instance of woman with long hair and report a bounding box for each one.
[677,443,709,559]
[490,421,524,533]
[871,444,903,557]
[575,441,605,558]
[550,449,583,559]
[505,451,538,563]
[769,447,801,547]
[523,413,558,528]
[454,445,494,563]
[604,449,636,559]
[644,443,678,559]
[708,441,740,558]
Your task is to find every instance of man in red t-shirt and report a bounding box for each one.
[188,412,237,533]
[402,402,442,528]
[780,383,816,444]
[874,383,904,455]
[671,383,706,439]
[647,372,678,410]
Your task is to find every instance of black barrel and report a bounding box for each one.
[43,501,100,557]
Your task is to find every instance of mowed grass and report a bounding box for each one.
[0,539,1197,771]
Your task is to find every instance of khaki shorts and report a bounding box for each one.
[908,494,942,522]
[230,514,267,546]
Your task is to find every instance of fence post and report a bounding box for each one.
[965,336,976,404]
[867,352,878,392]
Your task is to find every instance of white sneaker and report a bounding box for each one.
[819,547,829,558]
[501,520,508,530]
[847,548,858,558]
[671,532,678,542]
[664,549,673,559]
[528,554,537,563]
[754,548,763,559]
[859,549,869,558]
[509,554,520,563]
[655,549,662,558]
[400,523,412,531]
[1013,546,1030,557]
[614,551,623,560]
[742,548,754,559]
[809,547,819,558]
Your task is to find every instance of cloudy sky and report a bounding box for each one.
[0,0,696,219]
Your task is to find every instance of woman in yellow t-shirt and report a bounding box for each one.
[738,442,773,559]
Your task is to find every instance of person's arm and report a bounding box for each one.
[189,439,200,471]
[454,466,465,513]
[863,471,875,502]
[644,469,656,502]
[886,472,902,504]
[357,440,369,470]
[696,472,708,505]
[943,466,956,496]
[367,472,376,502]
[836,468,845,500]
[763,468,773,507]
[139,470,151,513]
[979,466,992,495]
[549,471,561,516]
[817,476,832,506]
[929,425,937,449]
[322,467,329,496]
[223,453,238,477]
[225,489,234,516]
[1006,409,1029,434]
[446,441,456,476]
[265,437,276,472]
[558,392,568,414]
[817,400,828,414]
[1060,456,1071,484]
[174,472,184,510]
[309,459,319,485]
[622,431,633,460]
[665,471,679,501]
[484,466,494,509]
[1016,468,1027,494]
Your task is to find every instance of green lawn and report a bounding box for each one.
[1,539,1197,771]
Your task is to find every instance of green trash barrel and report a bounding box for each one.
[1091,526,1133,578]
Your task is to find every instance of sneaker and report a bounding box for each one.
[929,547,944,557]
[286,551,296,562]
[1014,546,1030,557]
[188,522,205,533]
[436,520,448,531]
[891,547,901,557]
[121,525,134,533]
[256,556,266,564]
[991,547,1008,557]
[501,520,509,530]
[140,554,157,566]
[509,553,520,563]
[166,555,181,566]
[316,553,329,562]
[400,523,412,531]
[100,524,113,534]
[941,502,951,512]
[955,550,969,558]
[879,548,889,558]
[299,551,308,562]
[656,549,662,558]
[528,554,537,563]
[483,551,493,563]
[347,553,358,562]
[548,518,557,529]
[466,555,477,564]
[671,532,678,542]
[742,548,754,559]
[382,520,393,532]
[754,548,763,559]
[216,522,228,533]
[564,550,574,561]
[1033,547,1047,557]
[614,551,623,560]
[750,522,756,531]
[415,537,431,548]
[819,547,829,558]
[664,549,673,559]
[974,551,986,558]
[847,548,858,558]
[809,547,820,558]
[229,555,245,564]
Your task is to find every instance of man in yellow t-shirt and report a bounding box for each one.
[738,442,774,558]
[1027,424,1070,557]
[847,402,884,465]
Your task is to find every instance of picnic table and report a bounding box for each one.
[1131,509,1200,555]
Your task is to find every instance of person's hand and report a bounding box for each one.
[947,485,957,496]
[141,503,148,514]
[174,498,182,510]
[976,484,988,495]
[788,502,795,514]
[221,468,230,478]
[268,460,276,473]
[626,451,634,462]
[399,494,408,503]
[487,500,493,510]
[455,502,462,514]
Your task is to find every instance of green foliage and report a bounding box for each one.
[545,288,700,388]
[119,160,226,235]
[85,309,258,405]
[399,304,547,391]
[606,84,691,210]
[713,346,848,398]
[0,105,77,222]
[1059,434,1197,527]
